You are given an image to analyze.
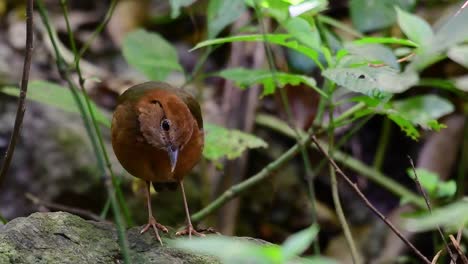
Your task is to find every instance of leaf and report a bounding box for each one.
[345,43,400,70]
[217,67,326,97]
[283,17,321,50]
[322,66,418,96]
[407,168,457,199]
[391,95,454,130]
[429,5,468,53]
[122,29,183,81]
[281,225,319,261]
[300,256,338,264]
[289,0,328,17]
[387,112,420,139]
[447,44,468,69]
[396,7,433,47]
[353,37,418,47]
[0,81,110,127]
[207,0,246,38]
[405,199,468,232]
[203,123,268,161]
[171,236,282,264]
[350,0,415,32]
[453,75,468,92]
[191,34,323,69]
[169,0,196,18]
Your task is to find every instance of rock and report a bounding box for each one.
[0,212,220,264]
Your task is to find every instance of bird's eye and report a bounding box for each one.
[161,119,171,131]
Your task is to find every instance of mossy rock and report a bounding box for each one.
[0,212,219,264]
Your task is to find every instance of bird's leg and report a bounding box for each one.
[140,181,168,245]
[175,180,205,238]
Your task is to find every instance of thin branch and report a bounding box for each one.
[408,156,457,263]
[368,53,415,68]
[449,235,468,264]
[311,135,431,264]
[0,0,34,185]
[431,250,443,264]
[26,193,108,223]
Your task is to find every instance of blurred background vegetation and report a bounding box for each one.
[0,0,467,263]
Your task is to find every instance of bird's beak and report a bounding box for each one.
[167,145,179,173]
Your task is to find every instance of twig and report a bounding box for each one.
[311,135,431,264]
[368,53,415,68]
[449,235,468,264]
[191,130,313,223]
[431,250,443,264]
[0,0,34,185]
[408,156,457,263]
[25,193,108,223]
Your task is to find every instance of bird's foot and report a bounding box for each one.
[140,216,168,245]
[175,225,205,238]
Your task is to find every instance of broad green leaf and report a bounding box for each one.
[171,236,282,264]
[322,66,418,96]
[345,43,400,70]
[429,5,468,53]
[283,17,321,50]
[392,94,453,130]
[208,0,246,38]
[406,199,468,232]
[288,0,328,17]
[122,29,183,81]
[169,0,196,18]
[191,34,323,69]
[350,0,415,32]
[407,168,457,199]
[396,7,433,47]
[281,225,319,261]
[387,113,420,139]
[203,123,268,161]
[245,0,290,22]
[447,45,468,69]
[0,81,110,127]
[218,67,326,97]
[353,37,418,47]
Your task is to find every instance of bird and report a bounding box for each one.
[111,81,204,244]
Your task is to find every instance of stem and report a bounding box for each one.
[192,130,313,222]
[311,136,431,264]
[256,114,427,209]
[0,213,6,224]
[0,0,34,185]
[372,118,391,170]
[457,116,468,197]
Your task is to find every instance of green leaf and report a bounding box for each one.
[345,43,400,70]
[0,81,110,127]
[407,168,457,199]
[391,95,454,131]
[207,0,246,38]
[203,123,268,161]
[447,45,468,69]
[288,0,329,17]
[453,75,468,92]
[169,0,196,18]
[350,0,415,32]
[322,66,418,96]
[396,7,433,46]
[122,29,183,81]
[387,112,420,139]
[281,225,319,261]
[245,0,290,22]
[171,236,282,264]
[429,5,468,53]
[191,34,323,69]
[283,17,321,50]
[352,37,418,47]
[405,199,468,232]
[217,67,326,97]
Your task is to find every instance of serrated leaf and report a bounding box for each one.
[169,0,196,18]
[203,123,268,161]
[447,44,468,69]
[217,67,326,97]
[322,66,418,96]
[208,0,246,38]
[407,168,457,199]
[281,225,319,261]
[0,81,110,127]
[396,7,434,46]
[191,34,323,69]
[350,0,415,32]
[122,29,183,81]
[387,112,420,139]
[391,95,454,130]
[283,17,321,50]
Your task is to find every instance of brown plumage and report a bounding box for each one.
[111,81,204,244]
